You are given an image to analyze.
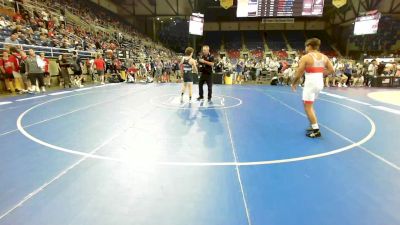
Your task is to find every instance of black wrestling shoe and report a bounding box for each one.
[306,129,321,138]
[306,127,314,132]
[197,97,204,101]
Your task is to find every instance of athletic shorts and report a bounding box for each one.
[97,70,104,76]
[183,72,193,83]
[302,75,324,104]
[4,73,14,80]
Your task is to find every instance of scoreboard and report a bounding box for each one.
[237,0,325,17]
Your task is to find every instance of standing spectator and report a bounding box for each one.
[40,52,51,87]
[71,51,84,88]
[94,54,106,85]
[58,54,72,88]
[25,49,45,93]
[19,50,31,92]
[9,47,25,92]
[155,59,163,83]
[236,59,244,84]
[139,62,147,79]
[344,61,353,86]
[88,57,96,82]
[163,60,171,82]
[365,59,378,87]
[334,60,348,87]
[150,59,155,77]
[255,60,262,80]
[0,51,16,93]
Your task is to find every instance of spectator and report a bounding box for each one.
[25,49,46,93]
[58,54,72,88]
[71,51,84,88]
[40,52,51,87]
[0,51,16,93]
[5,30,20,45]
[9,46,25,92]
[127,63,138,83]
[19,50,31,92]
[352,63,364,87]
[396,62,400,77]
[344,61,353,86]
[334,60,348,87]
[365,59,378,87]
[93,54,106,85]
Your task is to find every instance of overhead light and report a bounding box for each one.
[170,17,173,20]
[157,17,160,20]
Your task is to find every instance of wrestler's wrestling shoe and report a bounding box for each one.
[306,129,322,138]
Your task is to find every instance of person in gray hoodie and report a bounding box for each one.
[25,49,45,93]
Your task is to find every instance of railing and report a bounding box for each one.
[0,42,152,62]
[0,42,96,59]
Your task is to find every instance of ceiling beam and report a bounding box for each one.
[350,0,358,17]
[165,0,178,15]
[188,0,194,11]
[138,0,155,15]
[359,0,368,12]
[391,1,400,12]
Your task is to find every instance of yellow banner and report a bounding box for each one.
[220,0,233,9]
[333,0,347,8]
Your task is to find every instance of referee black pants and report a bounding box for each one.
[199,73,212,99]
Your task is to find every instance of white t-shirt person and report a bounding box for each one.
[368,63,377,76]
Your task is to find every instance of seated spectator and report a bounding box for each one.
[5,30,19,45]
[352,63,365,87]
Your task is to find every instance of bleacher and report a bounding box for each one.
[224,31,242,50]
[243,31,264,50]
[203,31,223,52]
[285,30,306,50]
[265,31,286,51]
[305,30,333,51]
[159,19,189,53]
[0,0,174,64]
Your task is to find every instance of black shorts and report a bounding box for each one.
[74,70,82,76]
[183,72,193,83]
[4,73,13,80]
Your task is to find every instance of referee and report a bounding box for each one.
[197,45,215,101]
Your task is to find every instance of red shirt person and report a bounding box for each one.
[0,51,16,79]
[94,56,106,71]
[93,55,106,84]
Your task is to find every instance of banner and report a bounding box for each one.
[333,0,347,8]
[220,0,233,9]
